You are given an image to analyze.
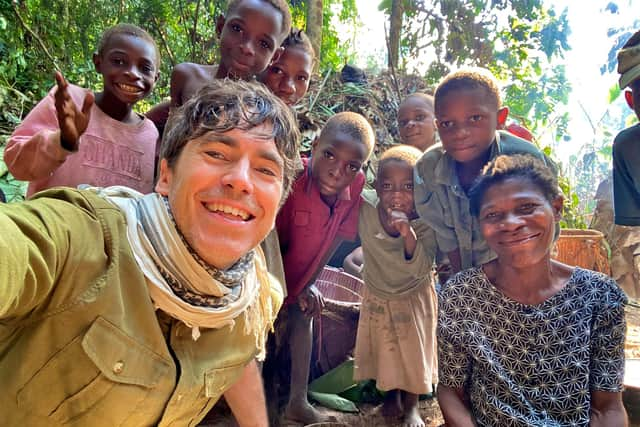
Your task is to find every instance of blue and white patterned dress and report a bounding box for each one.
[438,267,627,427]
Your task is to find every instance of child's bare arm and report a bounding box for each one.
[437,385,476,427]
[169,64,189,108]
[389,210,418,259]
[54,71,93,151]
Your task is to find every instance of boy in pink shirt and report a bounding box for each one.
[5,24,159,196]
[274,111,374,424]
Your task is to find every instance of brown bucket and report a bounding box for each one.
[552,229,610,274]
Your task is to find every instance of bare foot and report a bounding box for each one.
[381,390,402,419]
[284,400,334,425]
[403,405,425,427]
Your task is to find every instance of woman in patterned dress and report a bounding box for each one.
[436,154,628,427]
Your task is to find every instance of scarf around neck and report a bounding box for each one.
[91,186,281,353]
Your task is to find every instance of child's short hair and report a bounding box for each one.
[320,112,375,159]
[161,79,302,202]
[282,28,315,59]
[227,0,292,40]
[617,29,640,89]
[97,23,160,66]
[434,68,501,113]
[378,144,423,173]
[401,92,434,111]
[469,154,560,217]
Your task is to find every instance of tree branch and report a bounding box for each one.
[151,16,177,66]
[12,3,59,71]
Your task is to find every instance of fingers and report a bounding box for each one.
[81,91,95,115]
[54,71,68,89]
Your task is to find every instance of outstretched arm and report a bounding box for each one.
[223,359,268,427]
[4,72,93,181]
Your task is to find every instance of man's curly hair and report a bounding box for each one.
[161,79,302,204]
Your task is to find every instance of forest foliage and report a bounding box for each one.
[0,0,636,225]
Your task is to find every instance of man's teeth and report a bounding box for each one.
[118,83,142,93]
[205,203,250,220]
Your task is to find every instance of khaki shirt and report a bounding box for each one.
[414,131,555,270]
[0,188,282,427]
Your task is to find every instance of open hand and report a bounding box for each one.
[54,71,94,151]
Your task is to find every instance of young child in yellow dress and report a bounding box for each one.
[354,145,438,427]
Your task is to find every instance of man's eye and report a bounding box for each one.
[231,24,242,32]
[258,167,277,177]
[323,151,334,160]
[112,58,125,66]
[206,151,226,160]
[469,115,483,123]
[297,75,308,81]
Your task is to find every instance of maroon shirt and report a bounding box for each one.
[276,157,364,305]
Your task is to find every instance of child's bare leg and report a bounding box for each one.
[284,305,330,424]
[401,391,425,427]
[381,389,402,418]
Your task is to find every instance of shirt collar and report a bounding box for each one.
[433,136,501,186]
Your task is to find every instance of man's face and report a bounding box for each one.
[216,0,284,79]
[155,124,284,269]
[435,87,505,164]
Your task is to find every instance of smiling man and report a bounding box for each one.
[0,80,301,427]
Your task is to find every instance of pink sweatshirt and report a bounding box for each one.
[5,84,158,197]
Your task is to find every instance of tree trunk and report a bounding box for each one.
[387,0,404,70]
[306,0,323,72]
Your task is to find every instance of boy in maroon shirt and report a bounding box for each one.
[275,112,374,424]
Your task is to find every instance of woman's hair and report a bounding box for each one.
[161,79,302,203]
[97,23,160,66]
[377,144,423,174]
[282,28,315,59]
[434,67,501,113]
[469,154,560,217]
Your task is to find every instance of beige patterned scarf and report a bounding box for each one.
[92,186,280,356]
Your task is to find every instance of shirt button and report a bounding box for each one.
[113,360,125,374]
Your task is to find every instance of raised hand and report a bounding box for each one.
[389,209,413,238]
[54,71,94,151]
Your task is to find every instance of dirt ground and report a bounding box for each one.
[201,303,640,427]
[201,398,443,427]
